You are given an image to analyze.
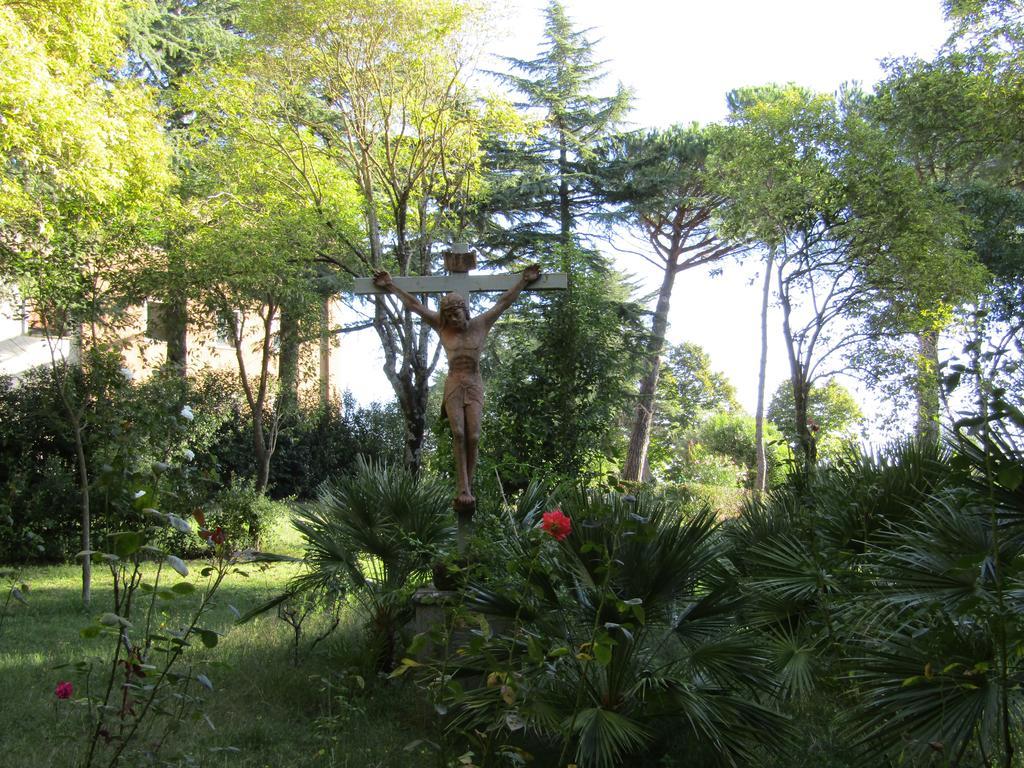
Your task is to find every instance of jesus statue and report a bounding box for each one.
[372,264,541,515]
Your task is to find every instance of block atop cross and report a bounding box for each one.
[352,242,567,297]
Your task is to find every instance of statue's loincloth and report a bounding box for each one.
[441,374,484,419]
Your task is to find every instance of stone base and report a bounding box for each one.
[409,585,511,664]
[411,586,460,635]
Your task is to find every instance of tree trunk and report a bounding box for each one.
[231,305,278,508]
[915,327,941,443]
[277,306,300,418]
[319,298,331,407]
[558,123,572,258]
[253,412,271,494]
[779,271,816,470]
[73,419,91,608]
[792,375,816,468]
[397,386,427,475]
[753,250,774,493]
[165,296,188,377]
[623,264,678,481]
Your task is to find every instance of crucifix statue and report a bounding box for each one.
[353,244,566,533]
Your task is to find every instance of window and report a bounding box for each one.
[214,311,241,349]
[145,301,173,342]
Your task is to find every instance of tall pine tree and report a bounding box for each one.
[479,1,645,488]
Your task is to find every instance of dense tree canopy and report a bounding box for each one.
[481,1,647,488]
[4,0,1022,526]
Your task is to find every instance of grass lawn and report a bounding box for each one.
[0,515,440,768]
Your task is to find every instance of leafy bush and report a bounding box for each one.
[724,413,1024,767]
[0,370,81,562]
[208,476,291,548]
[282,459,455,672]
[208,393,405,501]
[0,359,401,561]
[405,486,786,768]
[652,410,791,490]
[165,476,292,556]
[0,362,238,562]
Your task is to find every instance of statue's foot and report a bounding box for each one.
[454,493,476,518]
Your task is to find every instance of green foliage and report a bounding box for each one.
[198,477,290,551]
[1,0,171,356]
[653,409,790,490]
[853,49,1014,421]
[0,359,212,561]
[0,567,28,638]
[597,125,713,215]
[482,264,648,489]
[661,342,740,425]
[209,0,493,470]
[711,84,843,248]
[593,124,744,482]
[289,459,455,671]
[412,487,787,767]
[125,0,243,92]
[267,396,405,499]
[647,342,745,483]
[475,2,646,491]
[0,0,171,232]
[484,0,632,252]
[66,503,245,767]
[0,355,403,564]
[767,379,864,460]
[723,399,1024,767]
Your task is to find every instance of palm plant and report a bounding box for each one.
[440,487,785,768]
[290,458,455,670]
[846,417,1024,767]
[724,439,957,702]
[726,411,1024,768]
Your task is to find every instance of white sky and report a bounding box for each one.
[337,0,952,435]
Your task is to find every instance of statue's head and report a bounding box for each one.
[440,292,469,330]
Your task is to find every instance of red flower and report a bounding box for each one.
[541,508,571,541]
[55,681,73,700]
[199,525,226,546]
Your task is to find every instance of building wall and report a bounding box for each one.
[0,291,72,378]
[0,297,23,339]
[1,288,355,403]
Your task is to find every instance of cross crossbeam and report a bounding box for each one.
[353,272,567,296]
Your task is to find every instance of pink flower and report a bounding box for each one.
[55,681,73,700]
[541,508,571,541]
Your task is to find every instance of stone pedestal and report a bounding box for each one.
[409,585,511,662]
[411,586,459,635]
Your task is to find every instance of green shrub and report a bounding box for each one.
[409,486,787,768]
[211,477,291,549]
[287,459,455,672]
[0,364,238,562]
[208,394,405,501]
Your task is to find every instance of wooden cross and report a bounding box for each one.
[352,245,568,298]
[353,244,566,554]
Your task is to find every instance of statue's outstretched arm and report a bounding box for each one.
[373,270,441,331]
[480,264,541,328]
